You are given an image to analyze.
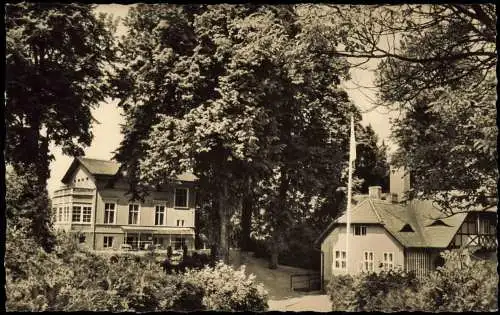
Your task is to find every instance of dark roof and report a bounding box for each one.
[61,157,198,184]
[78,157,121,176]
[315,197,495,249]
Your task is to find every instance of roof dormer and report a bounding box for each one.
[400,224,415,232]
[427,219,451,227]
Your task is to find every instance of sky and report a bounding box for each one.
[47,4,395,195]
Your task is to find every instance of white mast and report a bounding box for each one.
[345,115,356,273]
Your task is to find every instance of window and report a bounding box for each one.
[79,235,86,243]
[363,251,374,271]
[177,219,185,227]
[58,207,63,222]
[128,204,140,224]
[155,205,165,225]
[478,217,496,235]
[104,203,115,224]
[103,236,114,249]
[354,225,367,236]
[174,188,188,208]
[126,235,138,248]
[71,206,91,223]
[72,206,82,222]
[153,236,164,246]
[52,208,57,222]
[383,252,394,270]
[334,250,347,269]
[82,207,92,222]
[64,206,70,222]
[172,237,186,250]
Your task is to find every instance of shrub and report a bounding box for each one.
[351,268,419,312]
[328,269,419,312]
[327,249,497,312]
[183,261,269,311]
[6,226,267,311]
[414,249,498,312]
[327,274,355,311]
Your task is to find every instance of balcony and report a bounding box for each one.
[54,187,95,197]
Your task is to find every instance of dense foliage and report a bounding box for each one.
[378,5,497,214]
[298,4,496,214]
[183,262,268,311]
[5,222,268,311]
[327,249,498,312]
[6,165,55,250]
[113,4,367,267]
[5,3,117,248]
[391,74,497,214]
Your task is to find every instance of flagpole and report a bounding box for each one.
[346,115,355,273]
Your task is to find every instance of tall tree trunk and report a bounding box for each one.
[268,167,290,269]
[217,179,230,264]
[268,230,280,269]
[240,191,253,251]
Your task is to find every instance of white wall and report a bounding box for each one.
[70,166,96,189]
[322,225,405,281]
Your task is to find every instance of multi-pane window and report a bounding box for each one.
[82,207,92,222]
[71,206,92,223]
[103,236,114,249]
[128,204,140,224]
[155,205,165,225]
[52,208,57,222]
[72,206,82,222]
[64,206,70,222]
[58,207,63,222]
[104,203,115,224]
[354,225,367,236]
[334,250,347,269]
[478,217,496,235]
[173,237,186,250]
[383,252,394,270]
[174,188,188,208]
[363,251,374,271]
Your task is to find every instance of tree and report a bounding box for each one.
[116,4,359,266]
[371,5,497,214]
[355,125,389,193]
[297,4,495,105]
[5,3,117,247]
[298,4,496,213]
[115,4,263,263]
[6,165,55,250]
[112,4,209,201]
[390,74,497,215]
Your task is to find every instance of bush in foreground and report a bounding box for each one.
[183,262,269,312]
[327,249,498,312]
[6,224,267,311]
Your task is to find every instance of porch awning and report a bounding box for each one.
[120,226,195,235]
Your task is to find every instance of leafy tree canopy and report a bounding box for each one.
[5,3,117,247]
[114,4,362,264]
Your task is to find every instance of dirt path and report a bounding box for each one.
[236,251,332,311]
[268,294,331,312]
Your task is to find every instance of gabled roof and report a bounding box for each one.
[61,157,198,184]
[315,197,494,249]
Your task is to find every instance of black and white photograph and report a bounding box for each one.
[4,3,497,312]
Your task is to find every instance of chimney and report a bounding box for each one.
[368,186,382,199]
[390,166,410,203]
